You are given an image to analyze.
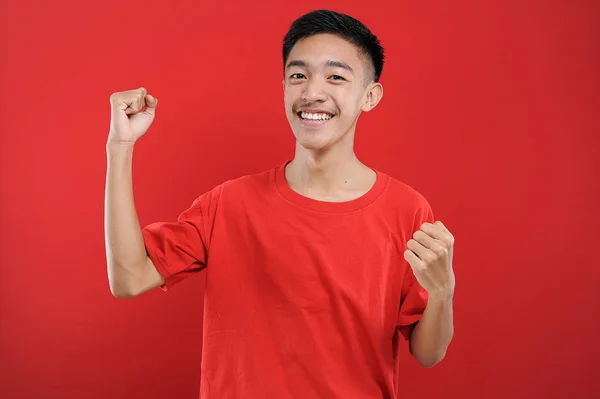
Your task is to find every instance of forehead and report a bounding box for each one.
[286,33,366,73]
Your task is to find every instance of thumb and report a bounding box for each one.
[144,94,158,114]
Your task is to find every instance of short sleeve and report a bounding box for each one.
[141,186,221,291]
[396,197,435,340]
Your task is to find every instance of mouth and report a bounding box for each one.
[296,111,336,127]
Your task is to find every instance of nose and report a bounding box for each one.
[302,79,327,102]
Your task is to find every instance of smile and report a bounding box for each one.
[299,111,333,120]
[297,111,335,127]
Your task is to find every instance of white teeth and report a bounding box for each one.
[300,111,333,121]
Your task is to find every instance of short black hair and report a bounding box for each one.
[282,9,385,83]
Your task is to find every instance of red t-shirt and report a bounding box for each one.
[142,161,434,399]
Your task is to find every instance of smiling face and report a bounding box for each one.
[283,33,383,152]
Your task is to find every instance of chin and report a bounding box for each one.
[293,130,336,151]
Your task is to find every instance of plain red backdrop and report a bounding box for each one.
[1,0,599,398]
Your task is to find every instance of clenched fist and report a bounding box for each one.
[404,221,456,300]
[108,87,158,145]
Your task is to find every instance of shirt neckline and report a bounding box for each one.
[273,160,389,214]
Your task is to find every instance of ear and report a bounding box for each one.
[361,82,383,112]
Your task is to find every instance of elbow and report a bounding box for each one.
[413,349,447,368]
[110,284,136,298]
[109,278,136,298]
[409,323,454,368]
[418,353,445,368]
[410,337,448,368]
[107,261,138,298]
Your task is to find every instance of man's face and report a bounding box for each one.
[283,33,382,152]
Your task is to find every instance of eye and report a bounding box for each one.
[330,75,345,81]
[290,73,306,79]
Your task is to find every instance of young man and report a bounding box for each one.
[105,9,455,399]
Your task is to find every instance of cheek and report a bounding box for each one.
[336,100,360,119]
[333,88,361,114]
[283,88,297,108]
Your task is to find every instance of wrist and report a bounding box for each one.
[428,289,454,303]
[106,140,136,166]
[106,139,135,153]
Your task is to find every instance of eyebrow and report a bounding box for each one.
[285,59,354,73]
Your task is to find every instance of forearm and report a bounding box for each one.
[409,292,454,368]
[104,142,147,295]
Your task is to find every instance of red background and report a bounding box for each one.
[1,0,599,398]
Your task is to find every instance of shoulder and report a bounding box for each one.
[375,171,436,228]
[189,163,277,208]
[221,165,274,191]
[379,172,432,211]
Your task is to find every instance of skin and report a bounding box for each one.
[282,33,383,201]
[282,33,455,367]
[105,32,454,368]
[405,221,455,367]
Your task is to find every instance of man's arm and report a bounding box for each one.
[104,88,164,298]
[104,142,165,298]
[403,220,456,367]
[409,293,454,367]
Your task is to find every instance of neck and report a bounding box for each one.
[285,139,374,200]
